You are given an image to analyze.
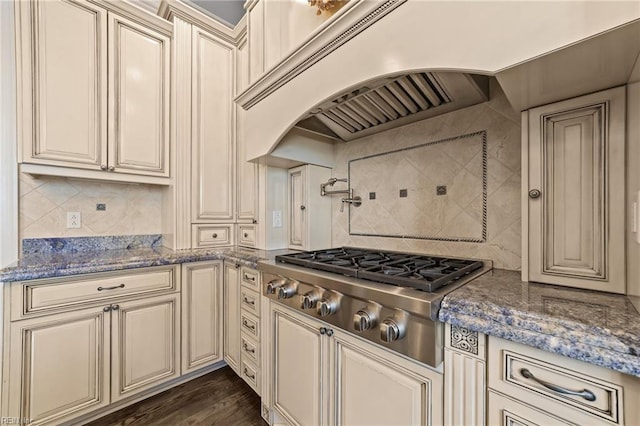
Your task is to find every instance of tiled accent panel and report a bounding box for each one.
[332,81,522,270]
[19,174,163,239]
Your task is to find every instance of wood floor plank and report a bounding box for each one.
[85,367,266,426]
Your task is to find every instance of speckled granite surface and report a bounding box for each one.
[439,269,640,377]
[22,234,163,255]
[0,245,289,283]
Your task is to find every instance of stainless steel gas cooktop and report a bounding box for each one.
[260,247,491,367]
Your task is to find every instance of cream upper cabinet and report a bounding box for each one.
[191,27,235,222]
[288,164,332,250]
[181,261,224,373]
[16,0,172,184]
[108,13,170,177]
[236,34,258,223]
[525,86,626,293]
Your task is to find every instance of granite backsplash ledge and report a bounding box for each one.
[21,234,163,254]
[439,269,640,377]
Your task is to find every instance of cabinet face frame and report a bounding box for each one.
[108,12,170,177]
[287,165,306,249]
[525,86,626,293]
[223,262,241,373]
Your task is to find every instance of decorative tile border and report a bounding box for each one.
[22,234,163,255]
[450,324,479,355]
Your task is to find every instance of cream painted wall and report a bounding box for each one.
[19,174,163,241]
[332,81,522,270]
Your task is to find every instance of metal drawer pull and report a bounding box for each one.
[519,368,596,401]
[212,233,218,238]
[243,342,255,354]
[243,297,255,306]
[243,368,256,381]
[243,274,256,282]
[242,319,256,331]
[97,284,125,291]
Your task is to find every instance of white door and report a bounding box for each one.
[271,304,329,426]
[23,0,107,169]
[111,294,180,402]
[182,261,223,372]
[330,329,443,426]
[288,166,306,249]
[8,307,110,425]
[223,262,241,373]
[108,13,170,176]
[527,87,626,292]
[191,27,235,221]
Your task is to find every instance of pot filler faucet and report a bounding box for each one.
[320,178,362,212]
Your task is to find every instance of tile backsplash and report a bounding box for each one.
[19,174,163,240]
[332,81,522,270]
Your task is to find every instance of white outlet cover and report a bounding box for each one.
[67,212,81,229]
[273,210,283,228]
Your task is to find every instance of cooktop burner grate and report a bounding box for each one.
[275,247,483,292]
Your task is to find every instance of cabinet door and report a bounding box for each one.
[527,87,625,292]
[331,329,443,426]
[271,304,329,426]
[111,294,180,402]
[108,13,170,176]
[223,262,241,373]
[288,166,306,249]
[20,0,107,169]
[236,36,258,222]
[192,27,235,221]
[8,307,110,425]
[182,261,223,373]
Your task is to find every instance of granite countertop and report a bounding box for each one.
[439,269,640,378]
[0,244,289,283]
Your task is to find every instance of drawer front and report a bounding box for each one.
[192,224,233,248]
[489,338,622,424]
[14,267,176,319]
[488,390,582,426]
[240,288,260,316]
[241,334,259,365]
[241,312,260,341]
[240,267,260,291]
[240,359,260,395]
[238,225,256,247]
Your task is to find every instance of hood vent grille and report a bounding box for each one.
[297,72,489,142]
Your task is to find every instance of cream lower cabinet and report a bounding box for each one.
[525,86,626,292]
[269,303,443,426]
[181,261,224,373]
[223,261,241,373]
[3,266,180,425]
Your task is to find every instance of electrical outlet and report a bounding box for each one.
[273,210,282,228]
[67,212,81,229]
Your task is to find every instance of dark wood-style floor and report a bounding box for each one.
[85,367,268,426]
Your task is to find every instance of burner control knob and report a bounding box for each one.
[353,310,376,332]
[317,297,339,317]
[277,282,297,300]
[266,278,286,295]
[380,318,406,343]
[301,291,321,309]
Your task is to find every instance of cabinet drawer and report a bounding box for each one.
[241,288,260,316]
[192,224,233,248]
[241,312,260,341]
[489,337,623,424]
[238,224,256,247]
[488,390,582,426]
[240,359,260,395]
[12,266,176,319]
[241,334,259,365]
[240,267,260,291]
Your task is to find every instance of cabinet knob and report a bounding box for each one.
[319,327,327,335]
[111,304,119,311]
[244,233,249,238]
[103,306,111,312]
[252,219,257,224]
[107,166,115,172]
[212,233,218,238]
[300,205,306,210]
[100,165,108,171]
[528,189,542,199]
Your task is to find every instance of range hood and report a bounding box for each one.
[294,71,490,141]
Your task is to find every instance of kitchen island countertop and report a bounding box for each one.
[439,269,640,378]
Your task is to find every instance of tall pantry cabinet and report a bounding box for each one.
[161,2,257,250]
